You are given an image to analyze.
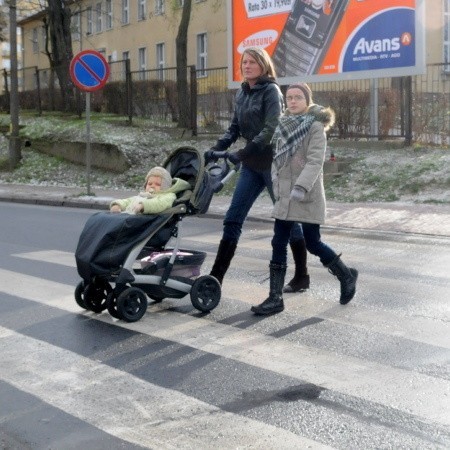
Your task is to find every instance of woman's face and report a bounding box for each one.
[241,53,264,83]
[286,88,308,115]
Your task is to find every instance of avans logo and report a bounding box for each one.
[237,30,278,53]
[353,37,402,55]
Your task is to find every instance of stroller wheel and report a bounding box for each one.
[84,278,112,313]
[106,291,120,319]
[116,287,148,322]
[190,275,221,312]
[74,281,88,310]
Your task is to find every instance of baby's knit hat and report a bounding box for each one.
[145,166,172,190]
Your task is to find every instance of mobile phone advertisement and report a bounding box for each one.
[228,0,425,86]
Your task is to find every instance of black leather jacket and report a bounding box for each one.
[214,76,284,171]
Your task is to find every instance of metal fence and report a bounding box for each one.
[1,62,448,145]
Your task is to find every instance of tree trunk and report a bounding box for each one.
[46,0,74,111]
[8,0,21,169]
[175,0,192,129]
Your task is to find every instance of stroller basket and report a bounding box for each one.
[140,249,206,279]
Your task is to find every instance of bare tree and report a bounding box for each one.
[175,0,192,129]
[8,0,21,168]
[42,0,74,110]
[0,5,8,42]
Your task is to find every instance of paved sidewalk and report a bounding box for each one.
[0,183,449,237]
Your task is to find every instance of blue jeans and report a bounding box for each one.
[223,165,304,243]
[272,219,337,265]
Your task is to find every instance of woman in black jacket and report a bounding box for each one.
[205,47,309,292]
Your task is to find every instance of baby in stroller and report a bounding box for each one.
[110,166,190,215]
[74,147,236,323]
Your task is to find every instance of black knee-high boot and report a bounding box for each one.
[325,254,358,304]
[251,262,286,315]
[210,239,238,284]
[283,239,310,293]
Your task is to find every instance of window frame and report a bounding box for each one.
[122,0,130,24]
[196,32,207,78]
[105,0,113,30]
[138,0,147,20]
[86,7,93,35]
[155,0,165,15]
[95,2,103,33]
[138,47,147,80]
[32,27,39,53]
[71,11,81,41]
[156,42,165,80]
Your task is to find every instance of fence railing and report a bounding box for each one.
[1,62,448,145]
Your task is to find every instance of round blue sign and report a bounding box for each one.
[70,50,110,92]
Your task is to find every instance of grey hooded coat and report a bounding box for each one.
[271,105,334,225]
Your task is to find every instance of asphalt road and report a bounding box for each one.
[0,202,449,449]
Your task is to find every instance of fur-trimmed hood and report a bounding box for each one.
[306,104,335,131]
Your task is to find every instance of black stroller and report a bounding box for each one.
[74,146,237,322]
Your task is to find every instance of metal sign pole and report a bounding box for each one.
[70,50,110,197]
[85,91,91,196]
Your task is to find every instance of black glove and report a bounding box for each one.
[204,147,218,164]
[227,152,241,166]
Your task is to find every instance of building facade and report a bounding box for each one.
[18,0,227,88]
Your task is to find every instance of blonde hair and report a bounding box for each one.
[240,47,277,80]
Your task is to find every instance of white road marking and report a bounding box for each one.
[0,266,449,427]
[0,327,331,450]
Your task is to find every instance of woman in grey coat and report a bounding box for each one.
[251,83,358,315]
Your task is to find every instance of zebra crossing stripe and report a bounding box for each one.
[0,266,449,427]
[0,326,331,449]
[13,250,450,349]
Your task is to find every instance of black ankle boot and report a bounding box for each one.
[251,262,287,315]
[326,254,358,305]
[210,239,238,284]
[283,239,310,293]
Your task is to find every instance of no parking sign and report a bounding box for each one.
[70,50,110,92]
[70,50,110,195]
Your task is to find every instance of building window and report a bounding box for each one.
[156,42,165,80]
[105,0,113,29]
[122,0,129,24]
[40,26,46,50]
[138,0,146,20]
[197,33,207,77]
[32,27,39,53]
[95,2,102,33]
[445,0,450,71]
[155,0,165,15]
[71,11,81,41]
[122,50,129,78]
[86,7,93,35]
[138,47,147,80]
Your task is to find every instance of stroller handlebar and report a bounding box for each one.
[208,150,241,171]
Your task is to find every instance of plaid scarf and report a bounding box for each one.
[272,113,315,169]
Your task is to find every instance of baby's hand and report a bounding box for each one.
[133,203,144,214]
[110,204,122,213]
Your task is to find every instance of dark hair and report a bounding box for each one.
[287,83,312,106]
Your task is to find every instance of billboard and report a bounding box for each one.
[227,0,425,87]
